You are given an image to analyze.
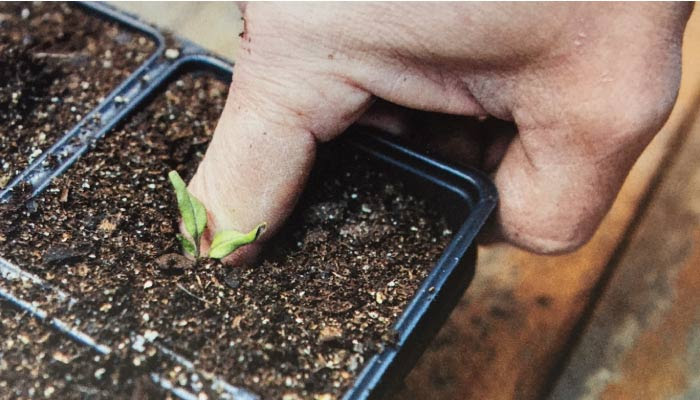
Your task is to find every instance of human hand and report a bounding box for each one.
[187,2,691,263]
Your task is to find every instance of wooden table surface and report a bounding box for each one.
[112,3,700,399]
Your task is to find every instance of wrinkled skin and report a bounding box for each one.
[188,2,692,264]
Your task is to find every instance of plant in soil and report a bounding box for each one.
[168,170,265,259]
[0,73,453,399]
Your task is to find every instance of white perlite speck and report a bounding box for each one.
[165,48,180,60]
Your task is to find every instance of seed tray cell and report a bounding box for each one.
[0,2,162,190]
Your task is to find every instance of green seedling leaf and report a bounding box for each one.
[208,223,266,259]
[177,234,196,257]
[168,170,207,257]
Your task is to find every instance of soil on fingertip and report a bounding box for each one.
[0,2,155,188]
[0,72,453,399]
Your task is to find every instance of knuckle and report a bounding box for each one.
[504,208,598,255]
[611,73,679,141]
[600,36,683,143]
[513,223,594,255]
[498,175,606,255]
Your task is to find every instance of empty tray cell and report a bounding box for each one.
[0,303,164,398]
[0,2,156,187]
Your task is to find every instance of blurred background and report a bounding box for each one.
[111,2,700,399]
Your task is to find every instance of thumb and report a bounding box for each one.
[188,49,371,264]
[493,84,678,254]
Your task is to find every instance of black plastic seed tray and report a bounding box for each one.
[0,2,497,399]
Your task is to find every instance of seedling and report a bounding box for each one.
[168,171,265,259]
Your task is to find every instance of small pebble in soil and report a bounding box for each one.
[155,253,194,271]
[224,273,240,289]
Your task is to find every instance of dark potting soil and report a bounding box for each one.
[0,73,453,398]
[0,303,164,399]
[0,2,155,188]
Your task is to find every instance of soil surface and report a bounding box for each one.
[0,304,164,399]
[0,73,452,399]
[0,2,155,188]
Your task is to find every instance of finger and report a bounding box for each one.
[187,26,372,265]
[493,94,677,254]
[473,1,687,253]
